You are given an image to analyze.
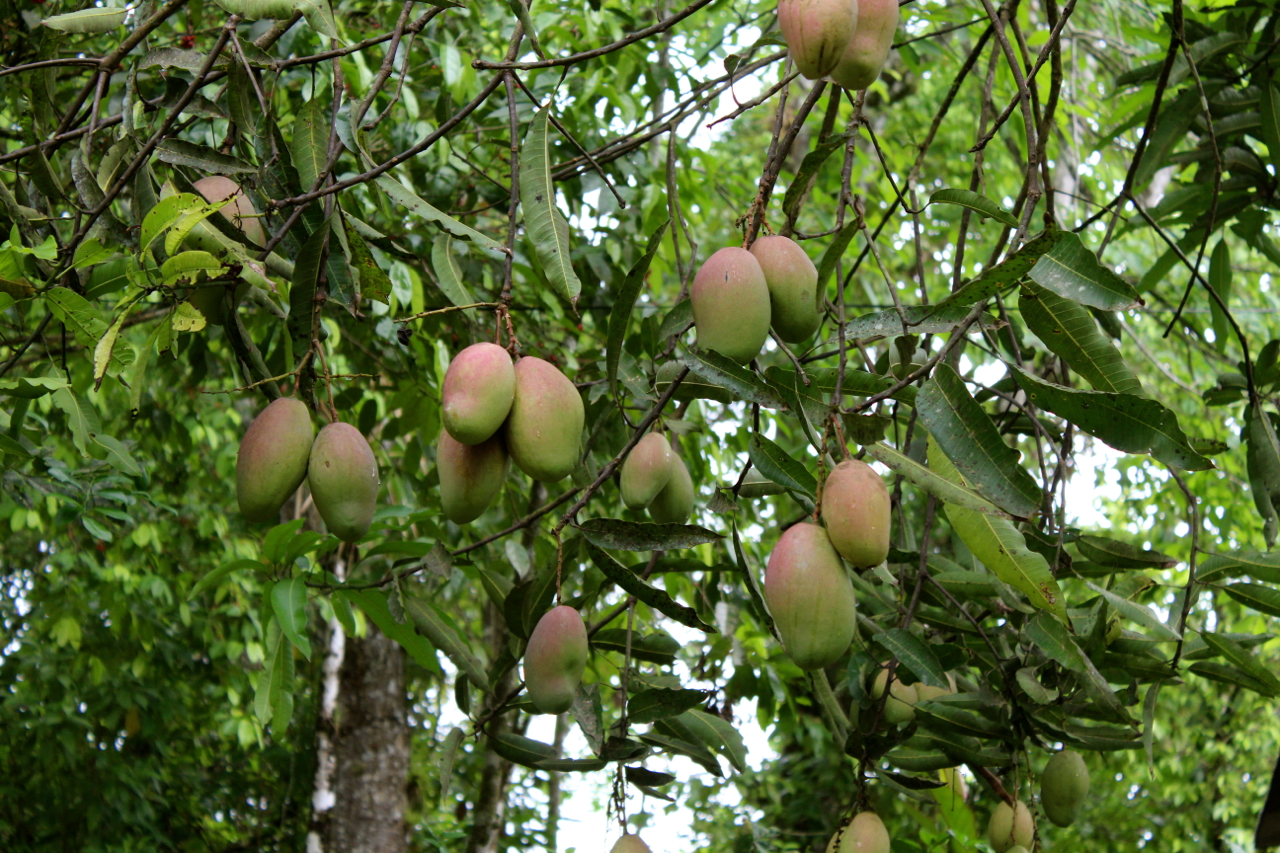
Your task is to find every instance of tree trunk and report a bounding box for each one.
[326,625,409,853]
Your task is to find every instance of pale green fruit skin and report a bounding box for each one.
[835,812,891,853]
[309,422,379,542]
[822,459,891,568]
[988,800,1034,853]
[442,343,516,445]
[524,605,588,714]
[194,176,268,247]
[750,236,822,343]
[620,433,674,509]
[914,674,956,702]
[438,431,508,524]
[505,357,585,482]
[764,522,857,670]
[1006,848,1031,853]
[609,834,653,853]
[870,667,917,724]
[691,247,772,363]
[828,0,899,89]
[1041,750,1090,827]
[778,0,860,80]
[236,398,313,523]
[648,451,694,523]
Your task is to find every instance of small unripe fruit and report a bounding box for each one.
[764,522,857,670]
[505,357,585,483]
[988,800,1034,853]
[438,431,508,524]
[834,812,891,853]
[523,605,588,714]
[828,0,899,90]
[778,0,860,80]
[609,834,653,853]
[442,343,516,445]
[750,235,822,343]
[1040,750,1090,827]
[194,176,268,247]
[691,247,772,363]
[236,397,313,523]
[914,673,957,702]
[821,459,890,568]
[309,422,379,542]
[620,433,674,510]
[869,667,917,724]
[648,451,695,524]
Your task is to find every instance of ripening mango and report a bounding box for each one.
[523,605,588,714]
[828,0,899,90]
[835,812,891,853]
[869,666,917,725]
[1040,750,1090,827]
[764,522,857,670]
[236,397,313,523]
[648,451,694,524]
[194,176,268,247]
[505,357,585,483]
[778,0,860,80]
[309,422,379,542]
[750,236,822,343]
[821,459,890,568]
[438,431,508,524]
[620,433,674,510]
[691,247,772,363]
[609,834,653,853]
[442,343,516,445]
[988,800,1034,853]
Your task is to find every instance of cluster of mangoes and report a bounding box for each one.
[988,751,1091,850]
[777,0,899,88]
[618,431,694,523]
[236,398,379,542]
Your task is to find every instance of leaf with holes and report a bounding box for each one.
[1027,232,1142,310]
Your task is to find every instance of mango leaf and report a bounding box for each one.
[291,95,330,192]
[1246,406,1280,547]
[431,235,475,307]
[288,222,328,364]
[405,596,490,691]
[1011,367,1212,471]
[51,386,101,457]
[1199,631,1280,694]
[1075,535,1177,569]
[270,577,312,659]
[863,442,1009,518]
[584,542,716,633]
[914,699,1004,738]
[571,683,605,754]
[519,106,580,305]
[340,589,441,675]
[639,730,721,777]
[815,219,859,296]
[1221,583,1280,618]
[917,364,1042,518]
[608,220,670,400]
[1188,661,1276,696]
[591,629,681,666]
[1198,551,1280,584]
[628,688,709,724]
[1084,581,1180,641]
[490,733,557,769]
[155,139,254,175]
[682,347,786,408]
[1026,613,1132,723]
[1019,281,1143,395]
[437,727,464,803]
[1208,239,1234,352]
[747,434,816,498]
[680,709,748,772]
[1027,232,1141,310]
[783,133,854,223]
[1259,79,1280,182]
[188,558,268,599]
[43,6,126,33]
[928,188,1018,228]
[842,305,999,340]
[932,229,1065,311]
[577,518,721,551]
[374,171,501,252]
[872,628,950,688]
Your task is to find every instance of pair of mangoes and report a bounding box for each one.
[778,0,899,88]
[987,753,1090,851]
[691,236,822,364]
[437,344,585,524]
[763,459,890,670]
[236,398,379,542]
[868,665,957,725]
[618,432,695,523]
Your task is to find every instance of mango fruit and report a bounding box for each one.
[833,812,891,853]
[649,451,694,523]
[309,422,379,542]
[620,432,674,509]
[778,0,860,80]
[609,834,652,853]
[821,459,890,568]
[691,247,772,363]
[764,522,857,670]
[913,673,957,702]
[505,357,585,483]
[194,176,268,247]
[442,342,516,445]
[236,397,313,523]
[829,0,899,90]
[869,666,917,725]
[185,178,266,324]
[1040,750,1089,827]
[988,800,1034,853]
[438,431,508,524]
[750,235,822,343]
[523,605,588,714]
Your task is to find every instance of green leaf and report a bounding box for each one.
[344,219,392,305]
[930,441,1067,621]
[590,630,680,666]
[94,435,144,477]
[270,577,312,659]
[291,95,330,192]
[842,305,999,340]
[519,106,581,305]
[1018,281,1143,395]
[928,189,1019,228]
[608,220,670,400]
[43,6,126,33]
[584,542,716,633]
[680,709,748,772]
[1188,661,1276,696]
[863,442,1009,518]
[188,558,268,599]
[914,698,1004,738]
[917,364,1043,517]
[51,386,100,457]
[160,251,228,286]
[431,235,475,307]
[154,139,254,175]
[1027,232,1142,311]
[0,376,68,399]
[1025,613,1132,723]
[537,757,609,772]
[141,194,202,251]
[628,688,709,724]
[872,628,950,688]
[782,133,853,224]
[1246,406,1280,547]
[571,683,606,754]
[1221,582,1280,618]
[437,727,464,803]
[681,348,786,408]
[374,171,502,252]
[340,589,441,674]
[815,219,859,298]
[577,518,722,552]
[1011,367,1212,471]
[405,596,490,691]
[1208,239,1233,351]
[1075,535,1177,569]
[1259,79,1280,182]
[288,222,328,365]
[490,733,557,769]
[639,731,721,777]
[933,229,1066,311]
[747,434,817,498]
[1084,581,1180,641]
[1198,632,1280,695]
